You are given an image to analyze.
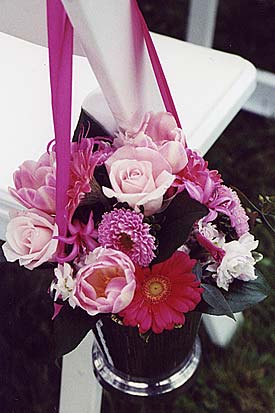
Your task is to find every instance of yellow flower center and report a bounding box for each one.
[143,276,171,304]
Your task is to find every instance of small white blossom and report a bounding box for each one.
[53,263,76,308]
[177,244,191,254]
[198,220,225,245]
[208,232,259,290]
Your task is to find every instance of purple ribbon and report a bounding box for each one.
[46,1,73,246]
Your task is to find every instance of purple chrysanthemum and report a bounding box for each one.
[98,208,156,266]
[208,185,249,236]
[229,188,250,236]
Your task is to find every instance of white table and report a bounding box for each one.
[0,2,256,412]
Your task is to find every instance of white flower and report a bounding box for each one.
[209,233,259,290]
[53,263,76,308]
[198,219,225,244]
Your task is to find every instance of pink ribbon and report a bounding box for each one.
[133,0,181,128]
[46,1,73,247]
[46,1,180,249]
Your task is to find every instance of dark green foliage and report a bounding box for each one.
[197,269,270,318]
[153,191,208,264]
[200,283,236,320]
[53,305,99,359]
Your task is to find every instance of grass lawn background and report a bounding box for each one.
[0,1,274,412]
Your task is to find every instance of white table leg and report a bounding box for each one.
[186,0,219,47]
[202,313,244,347]
[59,331,102,413]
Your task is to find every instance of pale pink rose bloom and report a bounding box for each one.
[145,112,186,146]
[73,247,136,315]
[2,209,58,270]
[102,145,175,216]
[9,152,56,215]
[118,112,187,174]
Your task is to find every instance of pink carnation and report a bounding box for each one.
[98,208,156,266]
[208,185,249,236]
[9,152,56,214]
[120,251,203,334]
[176,151,249,237]
[176,149,221,204]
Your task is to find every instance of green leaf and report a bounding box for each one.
[222,269,271,313]
[198,269,270,316]
[200,283,235,320]
[53,304,98,358]
[192,262,203,281]
[153,191,208,264]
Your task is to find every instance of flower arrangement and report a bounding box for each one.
[2,110,269,356]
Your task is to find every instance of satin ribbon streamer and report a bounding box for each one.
[46,0,73,247]
[46,0,180,248]
[133,0,181,128]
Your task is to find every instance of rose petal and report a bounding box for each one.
[159,141,188,174]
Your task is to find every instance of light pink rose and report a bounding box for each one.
[9,152,56,214]
[119,112,187,174]
[73,247,136,315]
[102,145,175,216]
[2,209,58,270]
[145,112,186,145]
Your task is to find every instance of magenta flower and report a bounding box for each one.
[176,149,222,204]
[120,251,203,334]
[176,150,249,236]
[98,208,156,266]
[9,152,56,214]
[73,247,136,315]
[66,139,99,219]
[195,232,225,263]
[56,211,98,263]
[208,185,249,236]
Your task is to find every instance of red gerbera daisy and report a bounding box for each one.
[119,251,203,334]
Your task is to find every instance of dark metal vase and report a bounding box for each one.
[92,311,202,404]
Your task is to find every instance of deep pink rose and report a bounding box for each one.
[73,247,136,315]
[9,152,56,214]
[120,112,187,174]
[2,209,58,270]
[102,145,175,216]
